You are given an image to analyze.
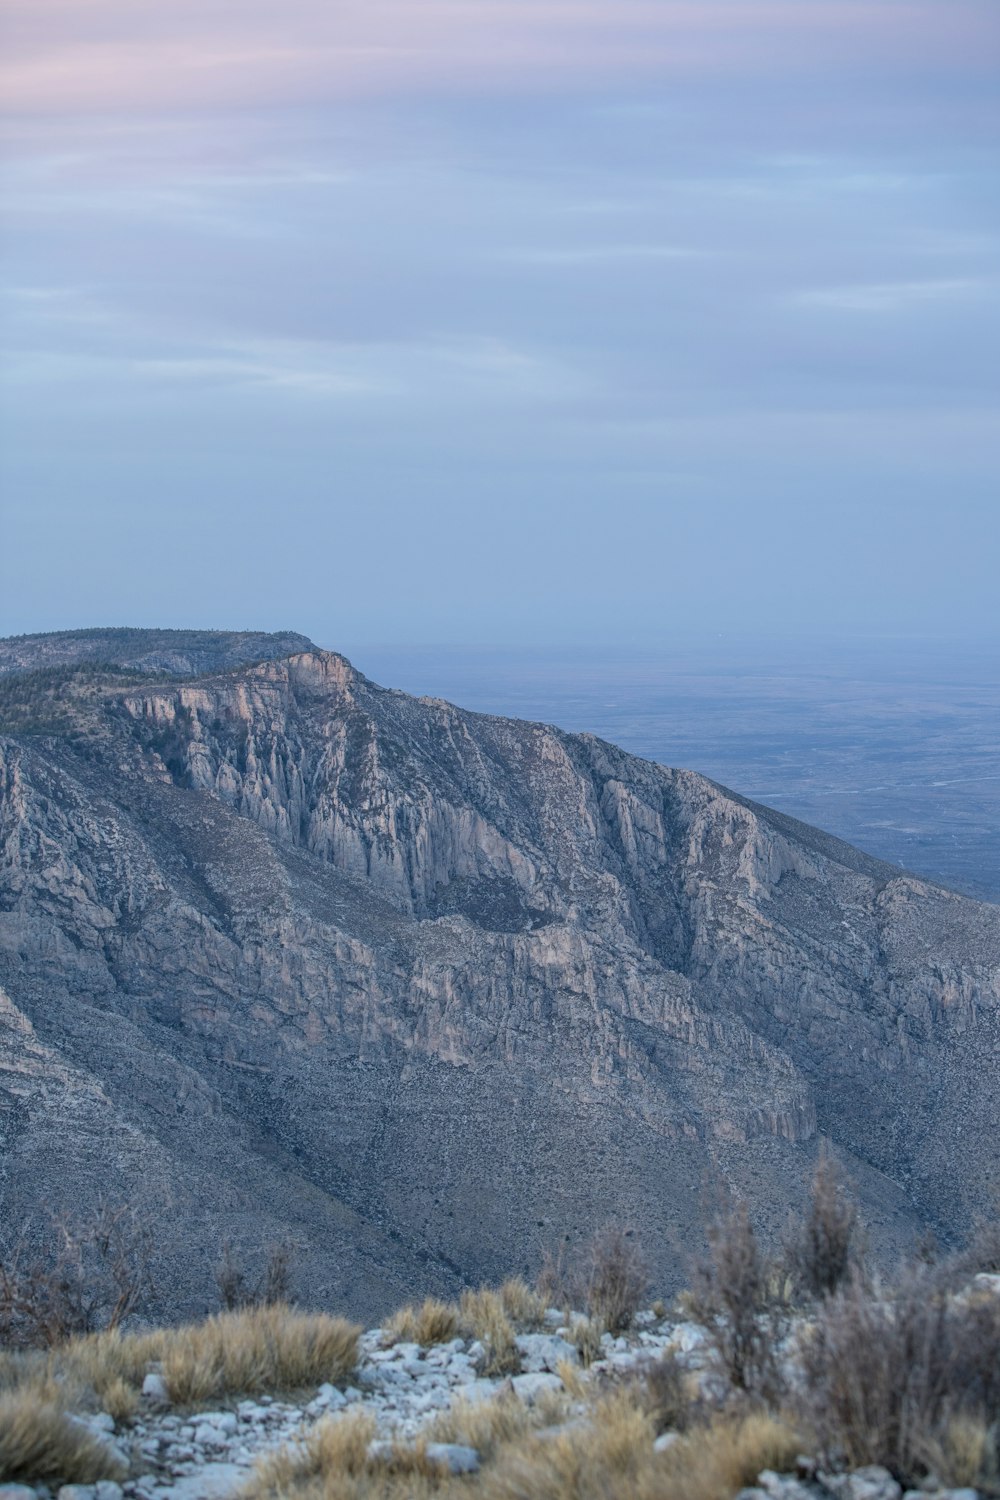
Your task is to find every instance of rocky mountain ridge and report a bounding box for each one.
[0,631,997,1320]
[0,628,317,679]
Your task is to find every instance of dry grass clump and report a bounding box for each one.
[921,1413,998,1492]
[566,1315,603,1368]
[0,1390,126,1485]
[385,1298,461,1348]
[797,1265,1000,1487]
[0,1306,356,1419]
[476,1395,799,1500]
[428,1390,537,1460]
[249,1408,378,1497]
[382,1277,543,1354]
[161,1303,360,1404]
[477,1390,655,1500]
[61,1326,165,1410]
[0,1325,164,1423]
[498,1278,548,1331]
[642,1410,803,1500]
[429,1386,572,1463]
[459,1289,521,1376]
[97,1374,140,1423]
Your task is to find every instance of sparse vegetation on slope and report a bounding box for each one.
[0,662,156,735]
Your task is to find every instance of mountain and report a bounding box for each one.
[0,628,318,678]
[0,629,997,1322]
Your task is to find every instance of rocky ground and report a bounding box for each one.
[3,1291,996,1500]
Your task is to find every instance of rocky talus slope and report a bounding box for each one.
[0,630,998,1318]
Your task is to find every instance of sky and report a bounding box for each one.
[1,1,998,648]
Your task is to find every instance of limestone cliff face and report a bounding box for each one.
[0,635,997,1319]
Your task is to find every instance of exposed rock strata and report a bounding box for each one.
[0,633,997,1319]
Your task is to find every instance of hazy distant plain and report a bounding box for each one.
[349,640,1000,906]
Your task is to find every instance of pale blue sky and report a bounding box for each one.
[1,1,998,645]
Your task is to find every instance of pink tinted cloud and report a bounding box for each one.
[1,1,997,113]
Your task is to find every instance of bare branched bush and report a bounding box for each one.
[536,1241,581,1312]
[536,1227,647,1334]
[692,1199,781,1396]
[0,1202,153,1348]
[215,1239,295,1312]
[584,1225,648,1336]
[797,1264,1000,1485]
[784,1147,861,1301]
[628,1350,691,1434]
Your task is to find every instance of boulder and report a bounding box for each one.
[425,1444,480,1475]
[511,1372,564,1403]
[514,1334,578,1373]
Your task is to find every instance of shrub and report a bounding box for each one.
[796,1265,1000,1485]
[692,1199,780,1396]
[536,1227,647,1335]
[536,1242,578,1312]
[629,1350,691,1434]
[0,1391,126,1485]
[215,1239,294,1311]
[955,1206,1000,1276]
[0,1202,154,1347]
[784,1148,860,1301]
[584,1226,647,1336]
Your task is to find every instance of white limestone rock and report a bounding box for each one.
[140,1374,169,1405]
[819,1468,902,1500]
[510,1372,564,1403]
[514,1334,578,1373]
[425,1444,480,1475]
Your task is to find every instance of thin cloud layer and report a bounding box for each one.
[3,1,998,113]
[1,1,998,643]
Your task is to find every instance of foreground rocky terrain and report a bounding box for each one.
[0,628,998,1318]
[3,1264,999,1500]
